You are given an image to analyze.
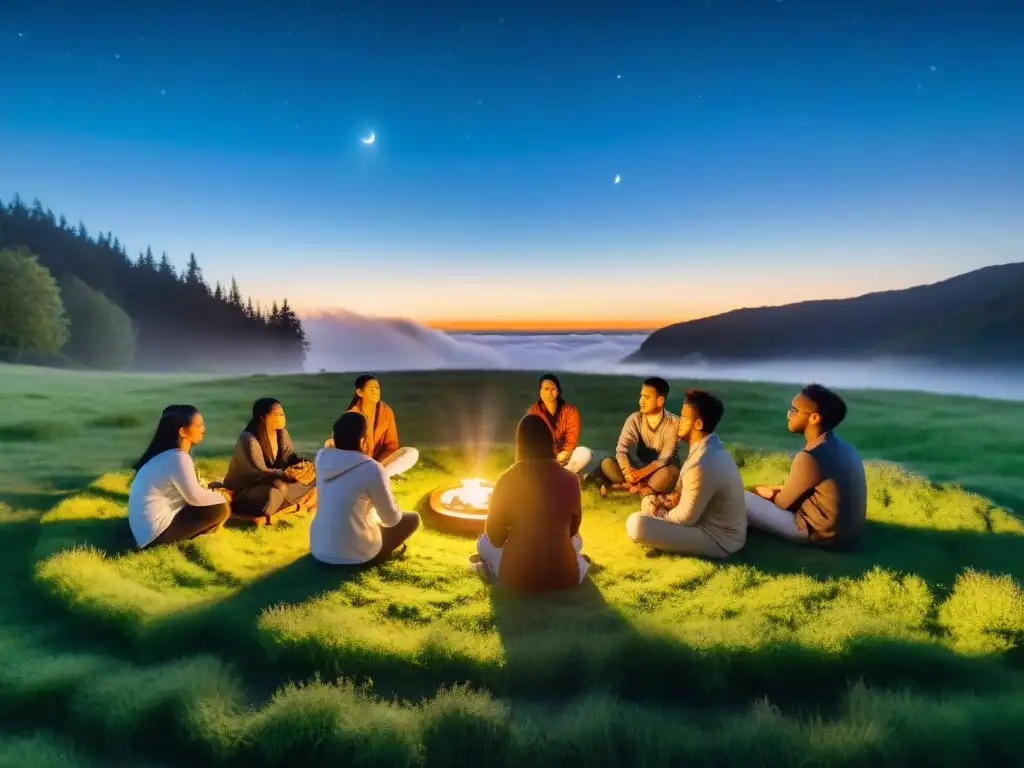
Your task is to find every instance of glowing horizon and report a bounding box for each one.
[294,256,1005,333]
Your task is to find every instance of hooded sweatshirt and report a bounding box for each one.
[310,446,403,565]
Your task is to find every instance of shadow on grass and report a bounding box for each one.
[732,519,1024,588]
[485,571,1020,715]
[0,490,68,515]
[33,515,135,562]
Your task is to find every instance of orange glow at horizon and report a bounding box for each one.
[287,260,960,332]
[426,316,686,332]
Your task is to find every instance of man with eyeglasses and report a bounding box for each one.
[745,383,867,548]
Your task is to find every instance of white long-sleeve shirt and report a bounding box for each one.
[310,446,402,565]
[127,449,226,548]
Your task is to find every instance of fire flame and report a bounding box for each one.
[455,477,492,509]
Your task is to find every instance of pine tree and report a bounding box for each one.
[213,281,224,301]
[58,214,69,230]
[157,252,176,280]
[183,253,205,290]
[228,277,242,307]
[77,221,89,241]
[269,301,280,326]
[245,297,255,319]
[138,246,156,271]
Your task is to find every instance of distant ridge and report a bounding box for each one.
[627,262,1024,365]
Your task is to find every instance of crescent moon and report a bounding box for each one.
[361,131,376,145]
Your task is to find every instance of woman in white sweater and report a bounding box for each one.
[310,411,421,565]
[128,405,231,548]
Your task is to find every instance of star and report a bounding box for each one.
[114,53,121,59]
[616,74,622,80]
[160,89,166,96]
[929,65,937,72]
[17,32,24,38]
[614,174,621,185]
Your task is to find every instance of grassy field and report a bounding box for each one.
[1,364,1023,766]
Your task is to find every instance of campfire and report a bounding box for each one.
[428,477,494,527]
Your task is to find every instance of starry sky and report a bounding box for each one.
[2,0,1022,331]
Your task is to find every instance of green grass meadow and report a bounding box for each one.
[1,365,1023,766]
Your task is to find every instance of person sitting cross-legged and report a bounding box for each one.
[310,411,421,566]
[626,389,746,559]
[596,377,681,496]
[473,414,589,592]
[128,405,231,549]
[526,372,593,475]
[325,374,419,478]
[222,398,316,523]
[745,383,867,549]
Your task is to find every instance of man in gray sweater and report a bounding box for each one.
[745,383,867,549]
[596,377,681,495]
[626,389,747,558]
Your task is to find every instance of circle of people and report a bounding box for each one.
[127,373,867,594]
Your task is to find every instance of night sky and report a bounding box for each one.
[2,0,1022,330]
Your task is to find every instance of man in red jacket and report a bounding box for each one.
[526,373,593,476]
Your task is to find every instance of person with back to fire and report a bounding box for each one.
[324,374,419,477]
[625,388,747,558]
[471,414,589,592]
[593,377,681,496]
[745,383,867,549]
[526,373,594,476]
[310,411,421,566]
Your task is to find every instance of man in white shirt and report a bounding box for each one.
[310,411,421,566]
[625,389,747,559]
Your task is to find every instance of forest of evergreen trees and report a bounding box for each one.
[0,194,307,372]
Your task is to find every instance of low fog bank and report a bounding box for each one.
[301,310,1024,401]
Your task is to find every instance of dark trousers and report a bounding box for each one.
[233,479,313,519]
[598,457,680,493]
[367,512,421,565]
[150,502,231,546]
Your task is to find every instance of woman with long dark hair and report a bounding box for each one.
[222,398,315,523]
[325,375,419,477]
[472,413,589,592]
[127,405,231,548]
[310,411,421,565]
[526,372,593,476]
